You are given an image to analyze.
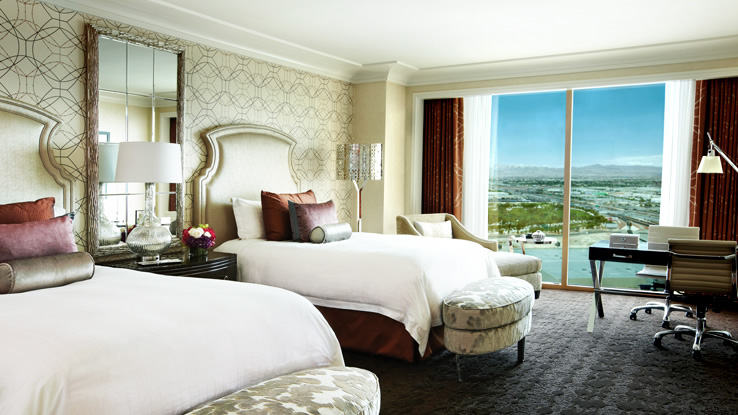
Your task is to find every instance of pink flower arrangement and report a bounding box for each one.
[182,224,216,249]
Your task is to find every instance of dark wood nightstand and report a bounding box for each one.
[98,251,238,281]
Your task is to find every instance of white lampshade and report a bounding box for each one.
[115,142,183,183]
[98,142,119,183]
[697,155,724,174]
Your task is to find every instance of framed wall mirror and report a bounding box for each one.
[86,24,185,258]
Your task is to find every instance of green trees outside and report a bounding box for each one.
[489,202,608,235]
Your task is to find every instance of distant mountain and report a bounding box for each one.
[492,164,662,179]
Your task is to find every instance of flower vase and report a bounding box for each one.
[189,247,208,258]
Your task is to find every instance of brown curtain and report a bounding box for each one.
[689,77,738,241]
[422,98,464,218]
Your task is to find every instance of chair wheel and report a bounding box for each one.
[644,309,652,314]
[654,338,662,348]
[686,312,694,318]
[661,321,670,329]
[692,350,703,360]
[629,313,637,321]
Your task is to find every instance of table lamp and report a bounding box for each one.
[115,141,183,262]
[697,132,738,174]
[336,143,382,232]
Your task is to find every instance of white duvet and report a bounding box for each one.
[217,232,501,353]
[0,266,343,415]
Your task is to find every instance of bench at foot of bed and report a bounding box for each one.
[443,277,535,381]
[185,366,380,415]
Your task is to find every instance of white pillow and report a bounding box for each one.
[232,197,265,239]
[413,220,453,238]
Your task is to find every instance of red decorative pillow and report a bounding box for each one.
[261,190,316,241]
[288,200,338,242]
[0,214,77,262]
[0,197,55,224]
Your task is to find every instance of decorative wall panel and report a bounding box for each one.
[0,0,354,250]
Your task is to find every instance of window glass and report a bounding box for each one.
[488,91,566,284]
[569,84,665,288]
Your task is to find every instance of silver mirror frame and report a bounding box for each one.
[85,24,185,258]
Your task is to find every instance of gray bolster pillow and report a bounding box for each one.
[309,222,352,244]
[0,252,95,294]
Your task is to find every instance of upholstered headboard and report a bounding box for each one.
[194,124,300,246]
[0,96,74,213]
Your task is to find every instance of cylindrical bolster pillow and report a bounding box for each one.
[0,252,95,294]
[309,222,352,244]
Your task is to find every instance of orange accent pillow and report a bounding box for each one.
[261,190,316,241]
[0,197,55,224]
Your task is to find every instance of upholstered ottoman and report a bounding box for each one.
[489,251,543,298]
[185,367,380,415]
[443,277,535,380]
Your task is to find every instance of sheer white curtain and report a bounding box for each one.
[659,80,695,226]
[462,95,492,238]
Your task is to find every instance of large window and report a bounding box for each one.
[487,83,666,289]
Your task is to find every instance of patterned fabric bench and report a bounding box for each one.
[443,277,535,381]
[184,366,380,415]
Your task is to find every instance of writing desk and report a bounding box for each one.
[588,240,669,332]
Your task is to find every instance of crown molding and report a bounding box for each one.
[399,35,738,87]
[43,0,738,86]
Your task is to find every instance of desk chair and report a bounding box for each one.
[629,225,699,328]
[653,239,738,359]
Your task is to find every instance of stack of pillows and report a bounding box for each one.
[0,197,94,294]
[232,190,352,244]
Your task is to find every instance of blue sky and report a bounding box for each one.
[494,83,666,168]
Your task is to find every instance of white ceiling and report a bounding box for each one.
[45,0,738,85]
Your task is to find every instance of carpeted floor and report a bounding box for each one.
[343,289,738,415]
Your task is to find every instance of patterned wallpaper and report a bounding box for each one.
[0,0,354,249]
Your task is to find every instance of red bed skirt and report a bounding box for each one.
[315,306,445,362]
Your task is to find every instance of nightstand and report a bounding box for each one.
[99,251,238,281]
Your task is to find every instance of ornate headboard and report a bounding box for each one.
[194,124,300,246]
[0,96,74,213]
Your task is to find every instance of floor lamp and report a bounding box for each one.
[697,132,738,174]
[336,143,383,232]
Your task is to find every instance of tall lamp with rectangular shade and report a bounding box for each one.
[115,142,183,262]
[336,143,382,232]
[697,132,738,174]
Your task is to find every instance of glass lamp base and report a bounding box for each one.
[126,224,172,260]
[99,215,122,246]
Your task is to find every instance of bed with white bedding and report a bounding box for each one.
[0,98,343,414]
[218,232,500,354]
[195,124,502,361]
[0,267,343,415]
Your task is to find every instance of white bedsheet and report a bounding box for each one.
[0,266,343,415]
[216,232,501,353]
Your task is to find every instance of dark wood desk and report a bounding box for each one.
[588,240,669,332]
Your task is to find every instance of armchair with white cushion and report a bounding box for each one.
[397,213,542,298]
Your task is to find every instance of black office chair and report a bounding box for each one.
[653,239,738,359]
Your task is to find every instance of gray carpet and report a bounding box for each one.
[343,289,738,415]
